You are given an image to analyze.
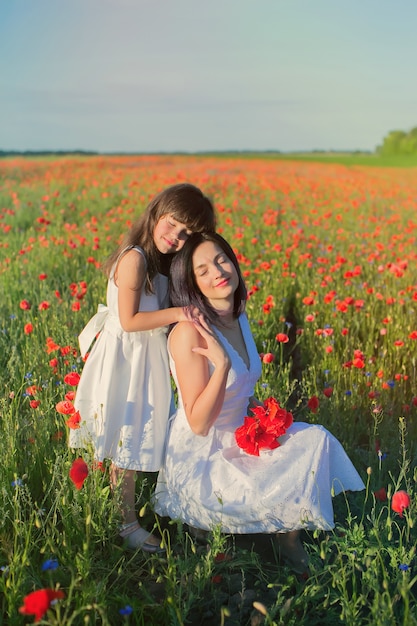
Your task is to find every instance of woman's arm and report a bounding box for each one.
[116,249,188,332]
[170,319,231,436]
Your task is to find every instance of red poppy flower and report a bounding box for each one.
[262,352,275,363]
[302,296,315,306]
[323,387,333,398]
[391,490,411,517]
[24,323,34,335]
[19,588,65,622]
[373,487,387,502]
[66,410,81,430]
[38,273,48,280]
[38,301,50,311]
[64,372,81,386]
[46,337,60,353]
[30,400,40,409]
[56,400,75,415]
[69,457,88,489]
[307,395,319,413]
[275,333,289,343]
[235,397,293,456]
[409,331,417,340]
[20,299,31,310]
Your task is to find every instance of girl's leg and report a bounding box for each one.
[275,530,310,576]
[110,465,137,523]
[110,463,163,551]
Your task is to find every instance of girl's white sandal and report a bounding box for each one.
[119,521,165,554]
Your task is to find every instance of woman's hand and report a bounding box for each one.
[170,317,231,436]
[247,396,263,415]
[190,316,231,372]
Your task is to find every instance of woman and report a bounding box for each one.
[154,232,365,574]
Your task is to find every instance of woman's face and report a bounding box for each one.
[192,240,239,309]
[153,214,193,254]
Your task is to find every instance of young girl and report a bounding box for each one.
[154,232,365,574]
[69,183,216,553]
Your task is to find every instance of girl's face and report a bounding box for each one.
[192,240,239,310]
[153,214,193,254]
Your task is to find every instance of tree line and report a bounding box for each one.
[377,127,417,156]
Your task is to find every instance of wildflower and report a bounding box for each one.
[46,337,60,353]
[20,300,31,310]
[38,301,50,311]
[64,372,80,386]
[41,558,59,571]
[119,605,133,616]
[56,400,75,415]
[399,563,410,572]
[409,331,417,340]
[11,478,23,488]
[19,588,64,623]
[235,397,293,456]
[302,296,315,306]
[69,457,88,489]
[30,400,40,409]
[275,333,289,343]
[66,411,81,429]
[391,490,411,517]
[307,395,319,413]
[262,352,275,364]
[38,273,48,280]
[323,387,333,398]
[24,323,34,335]
[373,487,387,502]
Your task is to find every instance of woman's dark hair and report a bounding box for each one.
[103,183,217,291]
[169,232,247,326]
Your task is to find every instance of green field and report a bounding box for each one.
[1,154,416,625]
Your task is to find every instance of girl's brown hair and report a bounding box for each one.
[103,183,216,291]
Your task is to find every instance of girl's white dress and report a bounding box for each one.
[154,314,365,533]
[69,247,172,472]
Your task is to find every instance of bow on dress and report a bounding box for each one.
[78,303,109,358]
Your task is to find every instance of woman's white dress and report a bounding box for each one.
[154,314,365,533]
[69,247,172,472]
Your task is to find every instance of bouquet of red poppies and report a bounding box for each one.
[235,396,293,456]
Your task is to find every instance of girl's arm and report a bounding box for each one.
[116,248,188,332]
[170,319,231,436]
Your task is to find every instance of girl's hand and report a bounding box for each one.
[177,306,200,323]
[191,317,231,372]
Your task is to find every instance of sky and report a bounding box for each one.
[1,0,416,153]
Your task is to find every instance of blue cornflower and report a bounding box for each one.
[119,605,133,616]
[10,314,16,320]
[399,563,410,572]
[345,390,352,396]
[24,372,33,380]
[324,369,330,375]
[387,380,395,388]
[11,478,23,488]
[41,558,59,571]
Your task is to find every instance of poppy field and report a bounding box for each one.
[1,154,417,625]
